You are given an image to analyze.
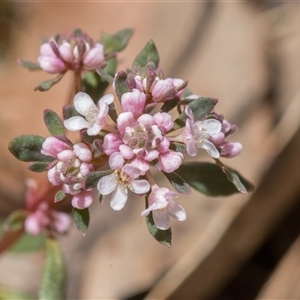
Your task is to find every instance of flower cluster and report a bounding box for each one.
[10,31,251,245]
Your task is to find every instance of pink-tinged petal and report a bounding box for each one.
[220,142,242,158]
[58,42,73,62]
[47,167,61,185]
[71,190,94,209]
[98,94,114,114]
[83,44,105,68]
[186,140,198,157]
[109,186,128,211]
[52,211,71,233]
[152,78,175,102]
[109,152,124,170]
[134,75,143,91]
[152,209,171,230]
[173,78,186,97]
[167,199,187,221]
[64,116,91,131]
[41,137,71,157]
[73,143,92,162]
[57,149,75,161]
[159,151,183,173]
[130,179,150,194]
[122,164,142,179]
[199,140,220,158]
[87,123,101,136]
[185,106,194,121]
[119,145,134,160]
[121,89,146,117]
[153,112,173,132]
[97,173,117,195]
[117,112,135,134]
[103,133,122,155]
[38,56,66,74]
[210,132,225,145]
[143,149,159,161]
[40,43,56,57]
[74,92,96,116]
[25,214,43,235]
[158,137,170,153]
[122,127,134,144]
[127,158,149,175]
[137,114,154,127]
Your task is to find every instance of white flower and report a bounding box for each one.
[64,92,114,136]
[97,152,150,210]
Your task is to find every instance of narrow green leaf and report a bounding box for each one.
[160,97,180,113]
[85,170,114,189]
[101,28,134,54]
[28,161,50,172]
[43,109,65,136]
[3,210,27,232]
[34,72,65,92]
[39,238,67,300]
[63,104,80,120]
[108,103,118,123]
[171,97,218,132]
[96,67,114,84]
[146,212,172,247]
[54,190,66,202]
[72,208,90,235]
[132,40,160,69]
[169,142,187,153]
[17,59,41,71]
[162,172,191,195]
[9,233,46,253]
[8,135,54,162]
[177,162,253,196]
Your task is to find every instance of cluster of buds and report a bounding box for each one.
[38,29,105,74]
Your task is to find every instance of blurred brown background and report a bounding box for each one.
[1,1,300,299]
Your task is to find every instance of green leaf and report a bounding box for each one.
[171,97,218,132]
[101,28,134,54]
[83,58,117,101]
[177,162,254,196]
[85,170,113,189]
[114,70,130,101]
[160,97,180,113]
[132,40,159,70]
[17,59,41,71]
[96,67,114,84]
[169,142,187,153]
[9,233,46,253]
[34,72,65,92]
[54,190,66,202]
[43,109,65,136]
[0,288,34,300]
[39,238,67,300]
[28,161,50,172]
[62,104,80,120]
[3,210,27,232]
[8,135,54,162]
[146,212,172,247]
[72,208,90,235]
[162,172,191,195]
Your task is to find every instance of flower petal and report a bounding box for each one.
[168,199,187,221]
[64,116,91,131]
[152,209,171,230]
[130,179,150,194]
[97,173,117,195]
[74,92,95,116]
[110,186,128,211]
[199,140,220,158]
[71,190,94,209]
[109,152,124,170]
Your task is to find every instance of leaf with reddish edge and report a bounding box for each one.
[114,70,130,101]
[34,72,65,92]
[72,208,90,235]
[43,109,65,137]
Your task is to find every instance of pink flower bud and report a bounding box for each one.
[83,43,104,69]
